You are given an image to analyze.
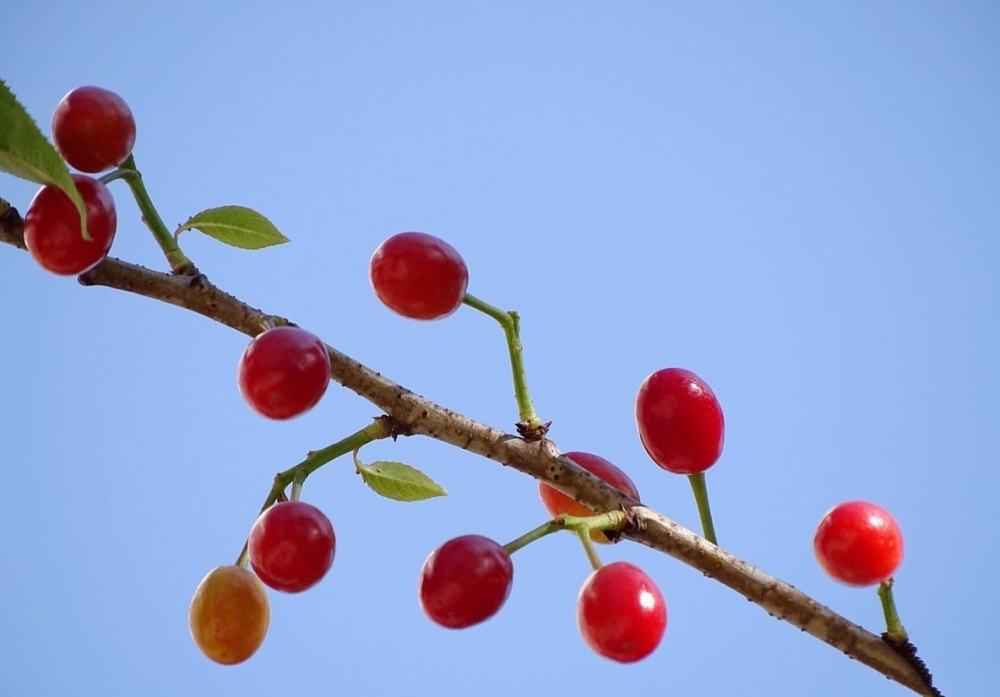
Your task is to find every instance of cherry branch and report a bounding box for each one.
[0,197,939,696]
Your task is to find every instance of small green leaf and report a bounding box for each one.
[0,79,89,239]
[176,205,289,249]
[355,459,448,502]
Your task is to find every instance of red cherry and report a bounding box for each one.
[52,86,136,173]
[237,326,330,420]
[636,367,724,475]
[577,561,667,663]
[418,535,513,629]
[23,174,117,276]
[538,451,639,543]
[814,501,904,587]
[370,232,469,320]
[248,501,336,593]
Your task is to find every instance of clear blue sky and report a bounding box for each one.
[1,3,997,696]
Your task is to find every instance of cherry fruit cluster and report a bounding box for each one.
[366,231,909,664]
[189,228,907,668]
[369,233,678,661]
[189,500,337,664]
[189,322,337,664]
[9,83,918,682]
[417,530,667,664]
[23,87,135,276]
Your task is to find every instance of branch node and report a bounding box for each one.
[377,414,412,440]
[182,268,207,287]
[516,420,551,440]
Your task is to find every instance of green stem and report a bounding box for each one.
[688,472,718,545]
[568,510,627,535]
[577,529,604,571]
[270,418,393,504]
[503,519,563,555]
[462,293,545,436]
[290,469,306,502]
[878,580,908,641]
[234,417,395,566]
[98,169,133,186]
[109,155,195,274]
[502,510,626,557]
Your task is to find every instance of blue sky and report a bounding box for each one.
[1,3,997,696]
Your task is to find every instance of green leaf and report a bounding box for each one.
[0,79,89,239]
[355,460,448,502]
[176,205,289,249]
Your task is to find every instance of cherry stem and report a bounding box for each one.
[503,519,562,554]
[461,293,544,434]
[102,155,195,275]
[97,170,131,186]
[235,550,251,570]
[503,511,626,556]
[577,530,604,571]
[878,579,908,641]
[687,472,718,545]
[233,417,395,566]
[290,469,306,502]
